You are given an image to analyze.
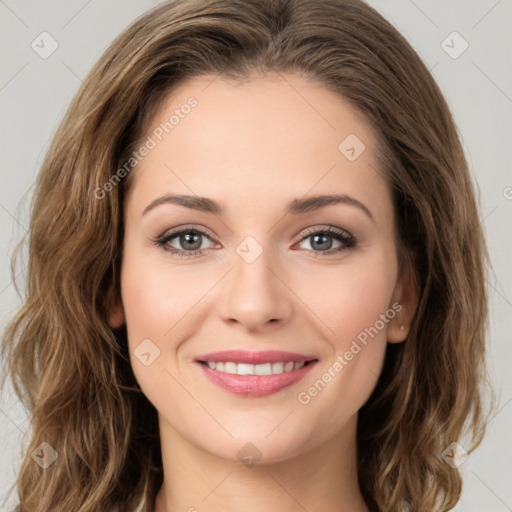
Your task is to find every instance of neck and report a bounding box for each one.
[153,414,369,512]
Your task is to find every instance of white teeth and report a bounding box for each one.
[204,361,307,375]
[255,363,271,375]
[224,362,237,374]
[237,363,255,375]
[272,362,284,374]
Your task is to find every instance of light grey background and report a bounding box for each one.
[1,0,511,510]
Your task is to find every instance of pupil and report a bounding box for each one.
[182,232,201,250]
[312,234,332,251]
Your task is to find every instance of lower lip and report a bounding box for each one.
[195,361,318,397]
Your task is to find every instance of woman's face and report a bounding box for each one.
[111,73,412,464]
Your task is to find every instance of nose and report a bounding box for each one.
[218,245,293,333]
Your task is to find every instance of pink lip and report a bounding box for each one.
[195,349,317,365]
[194,350,319,397]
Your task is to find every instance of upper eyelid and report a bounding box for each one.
[157,225,216,243]
[157,224,354,245]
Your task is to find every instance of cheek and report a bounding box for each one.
[119,252,197,413]
[119,246,181,376]
[120,247,197,344]
[293,252,397,408]
[298,250,398,348]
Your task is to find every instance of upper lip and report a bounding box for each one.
[195,349,318,365]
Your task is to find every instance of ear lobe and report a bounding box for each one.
[108,302,125,329]
[105,287,125,329]
[387,252,419,344]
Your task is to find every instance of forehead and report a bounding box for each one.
[125,73,392,222]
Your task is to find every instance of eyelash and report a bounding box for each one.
[153,225,357,259]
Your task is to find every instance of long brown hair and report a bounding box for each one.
[1,0,495,510]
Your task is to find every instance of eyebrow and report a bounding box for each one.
[142,193,375,222]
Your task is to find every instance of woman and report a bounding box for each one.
[1,0,494,510]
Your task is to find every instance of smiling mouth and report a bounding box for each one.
[198,359,318,376]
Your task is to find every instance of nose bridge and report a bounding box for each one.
[220,233,292,330]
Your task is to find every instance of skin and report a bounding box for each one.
[108,72,417,512]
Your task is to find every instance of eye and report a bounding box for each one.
[153,225,357,259]
[154,226,215,258]
[294,226,357,256]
